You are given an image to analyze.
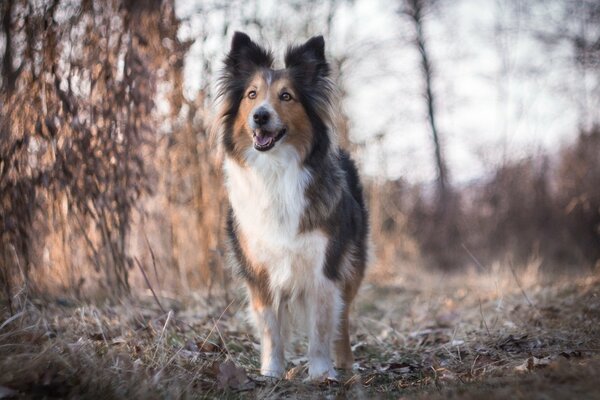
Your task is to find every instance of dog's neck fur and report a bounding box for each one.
[224,143,311,242]
[223,125,344,233]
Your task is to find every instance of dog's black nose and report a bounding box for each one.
[253,109,270,126]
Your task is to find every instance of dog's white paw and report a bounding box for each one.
[307,358,337,382]
[261,363,285,379]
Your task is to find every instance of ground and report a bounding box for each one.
[1,266,600,399]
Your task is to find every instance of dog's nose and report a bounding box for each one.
[253,109,270,126]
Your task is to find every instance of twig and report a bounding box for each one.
[462,243,487,272]
[199,298,236,353]
[135,257,166,314]
[212,318,232,357]
[0,310,25,331]
[143,232,160,286]
[479,298,491,338]
[470,354,480,376]
[152,310,173,362]
[92,308,108,344]
[153,344,185,384]
[265,375,283,397]
[508,261,535,308]
[72,212,102,273]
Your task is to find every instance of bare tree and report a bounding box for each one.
[401,0,449,203]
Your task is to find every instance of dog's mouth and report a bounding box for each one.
[253,128,287,151]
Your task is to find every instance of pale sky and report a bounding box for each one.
[176,0,598,184]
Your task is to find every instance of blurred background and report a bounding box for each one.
[1,0,599,302]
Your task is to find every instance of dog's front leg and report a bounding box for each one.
[306,280,340,380]
[249,288,285,378]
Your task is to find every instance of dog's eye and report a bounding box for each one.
[248,90,257,99]
[280,92,292,102]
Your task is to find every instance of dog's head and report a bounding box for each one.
[216,32,334,163]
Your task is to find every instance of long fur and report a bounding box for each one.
[216,31,369,380]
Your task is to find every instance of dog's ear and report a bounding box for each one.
[225,32,273,76]
[284,35,330,84]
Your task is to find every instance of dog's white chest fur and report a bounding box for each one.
[224,145,328,293]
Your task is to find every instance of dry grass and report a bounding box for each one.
[1,265,600,399]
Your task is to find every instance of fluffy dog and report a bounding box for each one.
[215,32,368,380]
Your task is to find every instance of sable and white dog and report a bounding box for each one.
[215,32,369,381]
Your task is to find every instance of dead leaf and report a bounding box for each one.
[379,362,414,374]
[559,350,583,359]
[89,332,105,341]
[184,339,198,352]
[498,334,531,352]
[436,311,460,327]
[196,339,222,353]
[515,356,553,372]
[284,365,305,380]
[217,361,254,391]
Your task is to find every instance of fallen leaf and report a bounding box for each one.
[217,360,254,391]
[199,340,221,352]
[498,334,531,352]
[559,350,583,359]
[284,365,305,380]
[515,356,553,372]
[379,362,414,374]
[436,311,460,327]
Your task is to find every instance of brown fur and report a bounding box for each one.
[236,229,273,308]
[232,71,314,160]
[334,281,361,368]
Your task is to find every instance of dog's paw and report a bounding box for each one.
[306,358,337,382]
[260,364,285,379]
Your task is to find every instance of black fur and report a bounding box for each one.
[301,150,369,280]
[285,35,330,86]
[327,151,369,280]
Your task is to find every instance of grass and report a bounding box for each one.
[1,264,600,399]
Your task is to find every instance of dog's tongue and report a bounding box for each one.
[255,133,273,146]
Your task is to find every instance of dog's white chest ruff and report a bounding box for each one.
[224,146,329,292]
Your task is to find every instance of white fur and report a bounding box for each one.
[224,143,341,380]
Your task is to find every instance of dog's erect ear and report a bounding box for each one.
[225,32,273,76]
[284,35,330,84]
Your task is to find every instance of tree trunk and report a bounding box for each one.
[405,0,449,203]
[1,0,16,94]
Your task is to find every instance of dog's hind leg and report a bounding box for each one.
[333,306,353,369]
[334,282,359,370]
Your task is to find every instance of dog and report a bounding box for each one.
[214,32,369,381]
